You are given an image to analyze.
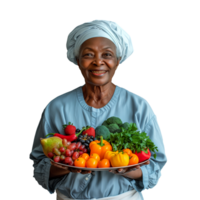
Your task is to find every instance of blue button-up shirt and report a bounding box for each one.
[30,85,167,199]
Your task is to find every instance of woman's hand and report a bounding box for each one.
[109,160,150,180]
[53,161,92,174]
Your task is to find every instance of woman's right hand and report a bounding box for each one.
[51,161,92,174]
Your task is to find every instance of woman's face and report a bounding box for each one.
[77,37,120,86]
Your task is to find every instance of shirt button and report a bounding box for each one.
[85,177,89,181]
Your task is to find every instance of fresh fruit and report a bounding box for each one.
[72,152,79,160]
[65,149,73,157]
[40,136,63,157]
[82,126,95,137]
[79,144,85,151]
[68,160,74,166]
[98,159,110,168]
[86,158,98,168]
[79,151,83,156]
[76,142,82,149]
[62,139,67,146]
[53,147,61,156]
[59,147,65,153]
[74,157,86,167]
[60,155,66,161]
[129,154,139,165]
[64,157,72,164]
[123,149,132,156]
[47,152,54,158]
[80,153,89,161]
[83,148,87,153]
[90,153,100,162]
[68,143,76,151]
[63,122,76,135]
[54,156,60,163]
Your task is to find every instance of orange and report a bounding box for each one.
[98,159,110,168]
[129,154,139,165]
[86,158,98,168]
[74,157,86,167]
[90,153,100,162]
[123,149,132,156]
[80,153,89,161]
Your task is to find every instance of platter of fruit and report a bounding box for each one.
[41,117,158,170]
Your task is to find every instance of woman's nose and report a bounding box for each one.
[93,55,104,66]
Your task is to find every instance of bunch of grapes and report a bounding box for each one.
[47,139,88,166]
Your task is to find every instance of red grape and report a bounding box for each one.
[79,151,83,155]
[68,161,74,166]
[76,142,81,149]
[66,141,71,146]
[83,148,87,153]
[60,155,65,161]
[68,143,76,151]
[72,152,79,160]
[62,139,68,147]
[59,147,65,153]
[48,152,54,158]
[79,145,85,151]
[65,149,72,157]
[53,148,61,156]
[64,157,72,164]
[54,156,60,162]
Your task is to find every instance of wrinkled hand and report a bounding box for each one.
[51,161,92,174]
[109,160,150,174]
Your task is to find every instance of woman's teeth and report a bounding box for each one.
[91,71,106,74]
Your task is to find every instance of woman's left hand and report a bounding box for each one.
[109,160,150,180]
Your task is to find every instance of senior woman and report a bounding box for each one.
[30,20,167,200]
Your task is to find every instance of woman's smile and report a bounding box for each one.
[90,70,107,76]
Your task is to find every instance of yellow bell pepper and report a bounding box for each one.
[90,136,112,160]
[110,152,129,167]
[104,150,118,161]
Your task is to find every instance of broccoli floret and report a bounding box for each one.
[102,121,109,127]
[107,124,121,133]
[120,122,130,130]
[95,125,111,140]
[104,116,122,126]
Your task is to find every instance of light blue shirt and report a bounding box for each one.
[30,85,167,200]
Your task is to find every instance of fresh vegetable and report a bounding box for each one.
[129,154,139,165]
[104,151,118,161]
[82,126,95,137]
[103,116,123,127]
[98,159,110,168]
[74,157,86,167]
[95,125,111,140]
[108,123,158,159]
[80,153,89,161]
[90,153,100,162]
[90,136,112,160]
[123,148,132,156]
[120,122,130,130]
[46,128,85,142]
[110,152,129,167]
[63,122,76,135]
[135,148,151,162]
[86,158,98,168]
[107,124,121,133]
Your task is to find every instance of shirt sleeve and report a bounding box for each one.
[130,115,167,192]
[29,111,67,194]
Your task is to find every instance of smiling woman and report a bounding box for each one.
[30,20,167,200]
[77,37,120,108]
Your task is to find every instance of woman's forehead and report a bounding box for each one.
[80,37,116,52]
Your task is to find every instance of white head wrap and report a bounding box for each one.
[66,20,134,65]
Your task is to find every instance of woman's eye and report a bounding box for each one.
[104,53,112,57]
[84,53,93,57]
